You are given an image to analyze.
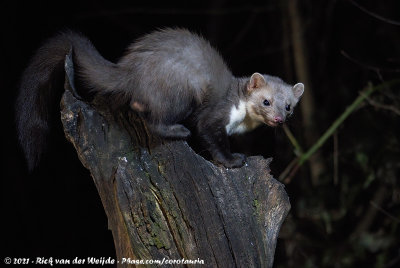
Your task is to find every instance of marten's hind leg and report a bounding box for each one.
[148,123,191,139]
[130,100,191,139]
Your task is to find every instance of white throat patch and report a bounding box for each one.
[225,101,247,135]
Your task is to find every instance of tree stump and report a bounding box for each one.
[60,55,291,267]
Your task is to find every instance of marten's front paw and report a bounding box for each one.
[216,153,246,168]
[231,153,246,168]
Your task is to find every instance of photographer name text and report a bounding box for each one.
[4,257,204,266]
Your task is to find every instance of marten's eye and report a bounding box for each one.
[263,99,270,106]
[286,104,291,111]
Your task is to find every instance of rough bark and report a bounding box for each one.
[60,55,291,267]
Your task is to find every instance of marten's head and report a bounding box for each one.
[245,73,304,127]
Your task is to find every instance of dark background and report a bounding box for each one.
[2,0,399,267]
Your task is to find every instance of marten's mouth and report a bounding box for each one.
[265,120,278,127]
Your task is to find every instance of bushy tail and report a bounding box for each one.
[15,30,123,171]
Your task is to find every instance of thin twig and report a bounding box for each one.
[370,201,400,223]
[347,0,400,26]
[333,131,339,185]
[341,50,400,73]
[283,124,304,156]
[283,162,301,184]
[364,96,400,116]
[279,157,299,182]
[226,13,257,53]
[386,251,400,268]
[351,185,387,240]
[76,5,276,18]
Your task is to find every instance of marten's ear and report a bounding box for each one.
[247,73,266,92]
[292,83,304,99]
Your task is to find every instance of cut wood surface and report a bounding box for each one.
[60,55,291,267]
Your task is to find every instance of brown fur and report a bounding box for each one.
[16,29,304,169]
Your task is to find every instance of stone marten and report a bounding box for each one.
[16,28,304,170]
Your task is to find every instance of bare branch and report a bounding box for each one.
[370,201,400,223]
[341,50,400,73]
[76,5,276,19]
[348,0,400,26]
[333,131,339,185]
[364,96,400,116]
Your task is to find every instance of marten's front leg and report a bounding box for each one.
[197,119,245,168]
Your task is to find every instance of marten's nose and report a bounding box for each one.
[274,116,283,124]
